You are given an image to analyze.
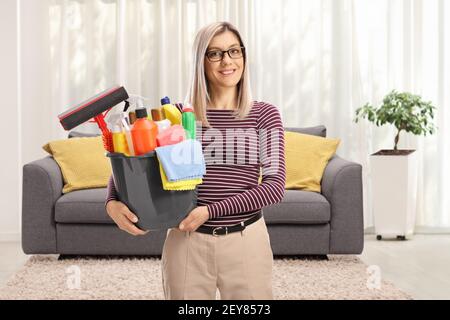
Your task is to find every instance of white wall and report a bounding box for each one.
[0,0,53,241]
[20,0,52,165]
[0,0,20,241]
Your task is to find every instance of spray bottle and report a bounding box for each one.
[131,107,158,155]
[126,94,152,124]
[182,102,196,139]
[110,118,130,155]
[121,115,135,156]
[107,100,133,156]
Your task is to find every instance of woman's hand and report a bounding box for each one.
[178,206,210,232]
[106,200,149,236]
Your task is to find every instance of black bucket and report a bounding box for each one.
[107,151,197,231]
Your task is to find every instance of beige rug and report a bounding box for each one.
[0,255,411,300]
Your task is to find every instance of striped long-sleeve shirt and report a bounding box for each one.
[106,101,286,227]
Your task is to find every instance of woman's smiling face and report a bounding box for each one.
[204,31,244,90]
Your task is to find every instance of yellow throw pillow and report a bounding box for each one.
[43,136,112,193]
[284,131,340,192]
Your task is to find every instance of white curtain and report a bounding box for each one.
[37,0,450,229]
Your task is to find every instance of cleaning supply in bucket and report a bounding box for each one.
[156,124,186,147]
[107,100,135,155]
[126,94,150,125]
[131,108,158,155]
[109,114,130,156]
[155,139,205,182]
[182,102,196,139]
[58,86,129,152]
[158,162,202,191]
[112,129,130,155]
[122,116,135,156]
[128,111,137,124]
[146,108,153,121]
[161,96,182,125]
[151,108,171,133]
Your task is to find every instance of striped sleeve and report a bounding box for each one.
[206,103,286,219]
[105,175,118,208]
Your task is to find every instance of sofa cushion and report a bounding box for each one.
[284,131,340,192]
[263,190,330,224]
[55,188,330,225]
[43,136,112,193]
[55,188,115,224]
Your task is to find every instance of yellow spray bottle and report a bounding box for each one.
[110,114,130,156]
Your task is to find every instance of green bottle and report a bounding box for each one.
[182,103,196,139]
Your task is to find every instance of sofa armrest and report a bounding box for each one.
[22,156,63,254]
[321,155,364,254]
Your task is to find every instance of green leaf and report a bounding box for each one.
[354,90,438,141]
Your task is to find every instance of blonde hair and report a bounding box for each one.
[186,22,253,127]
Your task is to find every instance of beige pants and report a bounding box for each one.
[161,217,273,300]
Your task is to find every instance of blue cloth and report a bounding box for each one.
[155,139,206,182]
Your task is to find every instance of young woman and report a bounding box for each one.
[105,21,286,300]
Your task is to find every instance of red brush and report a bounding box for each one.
[58,86,129,151]
[89,111,114,152]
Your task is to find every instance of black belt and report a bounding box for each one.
[195,212,262,236]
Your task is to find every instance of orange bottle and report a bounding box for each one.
[131,108,158,155]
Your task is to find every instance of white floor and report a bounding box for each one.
[0,241,28,290]
[358,234,450,300]
[1,234,449,299]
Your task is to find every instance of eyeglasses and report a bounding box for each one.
[205,46,245,62]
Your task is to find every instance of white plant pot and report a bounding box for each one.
[370,150,418,240]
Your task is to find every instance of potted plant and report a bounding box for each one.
[354,90,437,240]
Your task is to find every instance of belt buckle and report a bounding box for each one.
[212,226,227,236]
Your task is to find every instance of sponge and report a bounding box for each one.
[158,162,202,191]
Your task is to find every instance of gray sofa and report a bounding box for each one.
[22,125,364,256]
